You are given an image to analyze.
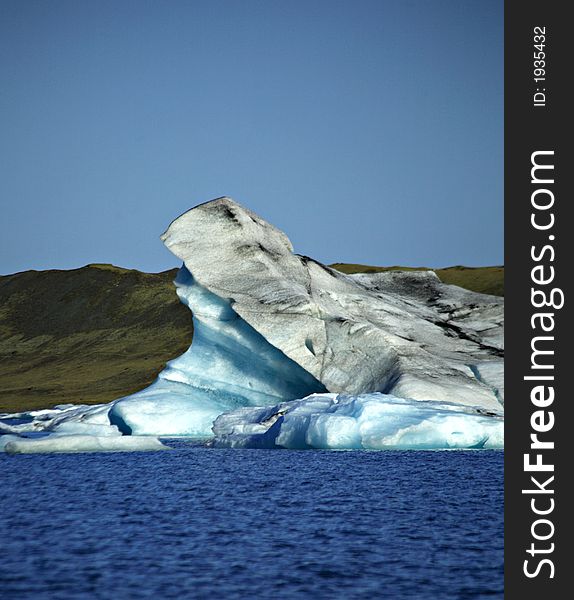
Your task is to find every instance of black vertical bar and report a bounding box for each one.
[505,0,572,596]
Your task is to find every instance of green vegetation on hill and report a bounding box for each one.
[330,264,504,297]
[0,264,193,413]
[0,262,502,413]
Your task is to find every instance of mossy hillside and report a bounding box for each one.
[330,264,504,297]
[0,264,193,413]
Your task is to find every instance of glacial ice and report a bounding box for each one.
[212,393,504,450]
[108,267,326,436]
[1,197,504,452]
[162,198,504,412]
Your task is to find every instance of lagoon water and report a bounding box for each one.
[0,443,503,599]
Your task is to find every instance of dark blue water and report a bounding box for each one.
[0,444,503,599]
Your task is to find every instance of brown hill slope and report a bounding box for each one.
[331,264,504,297]
[0,264,193,412]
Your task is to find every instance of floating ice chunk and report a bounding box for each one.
[213,393,504,450]
[0,404,172,453]
[2,434,171,454]
[0,403,122,438]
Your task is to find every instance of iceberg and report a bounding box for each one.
[161,198,504,410]
[1,197,504,451]
[212,393,504,450]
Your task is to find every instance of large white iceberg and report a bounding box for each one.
[212,393,503,450]
[1,197,504,452]
[161,198,504,411]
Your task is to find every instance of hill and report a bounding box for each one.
[331,264,504,296]
[0,264,193,413]
[0,263,503,412]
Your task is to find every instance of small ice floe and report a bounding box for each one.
[1,433,171,455]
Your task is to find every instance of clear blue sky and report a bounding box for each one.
[0,0,503,275]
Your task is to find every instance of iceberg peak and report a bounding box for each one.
[159,197,504,409]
